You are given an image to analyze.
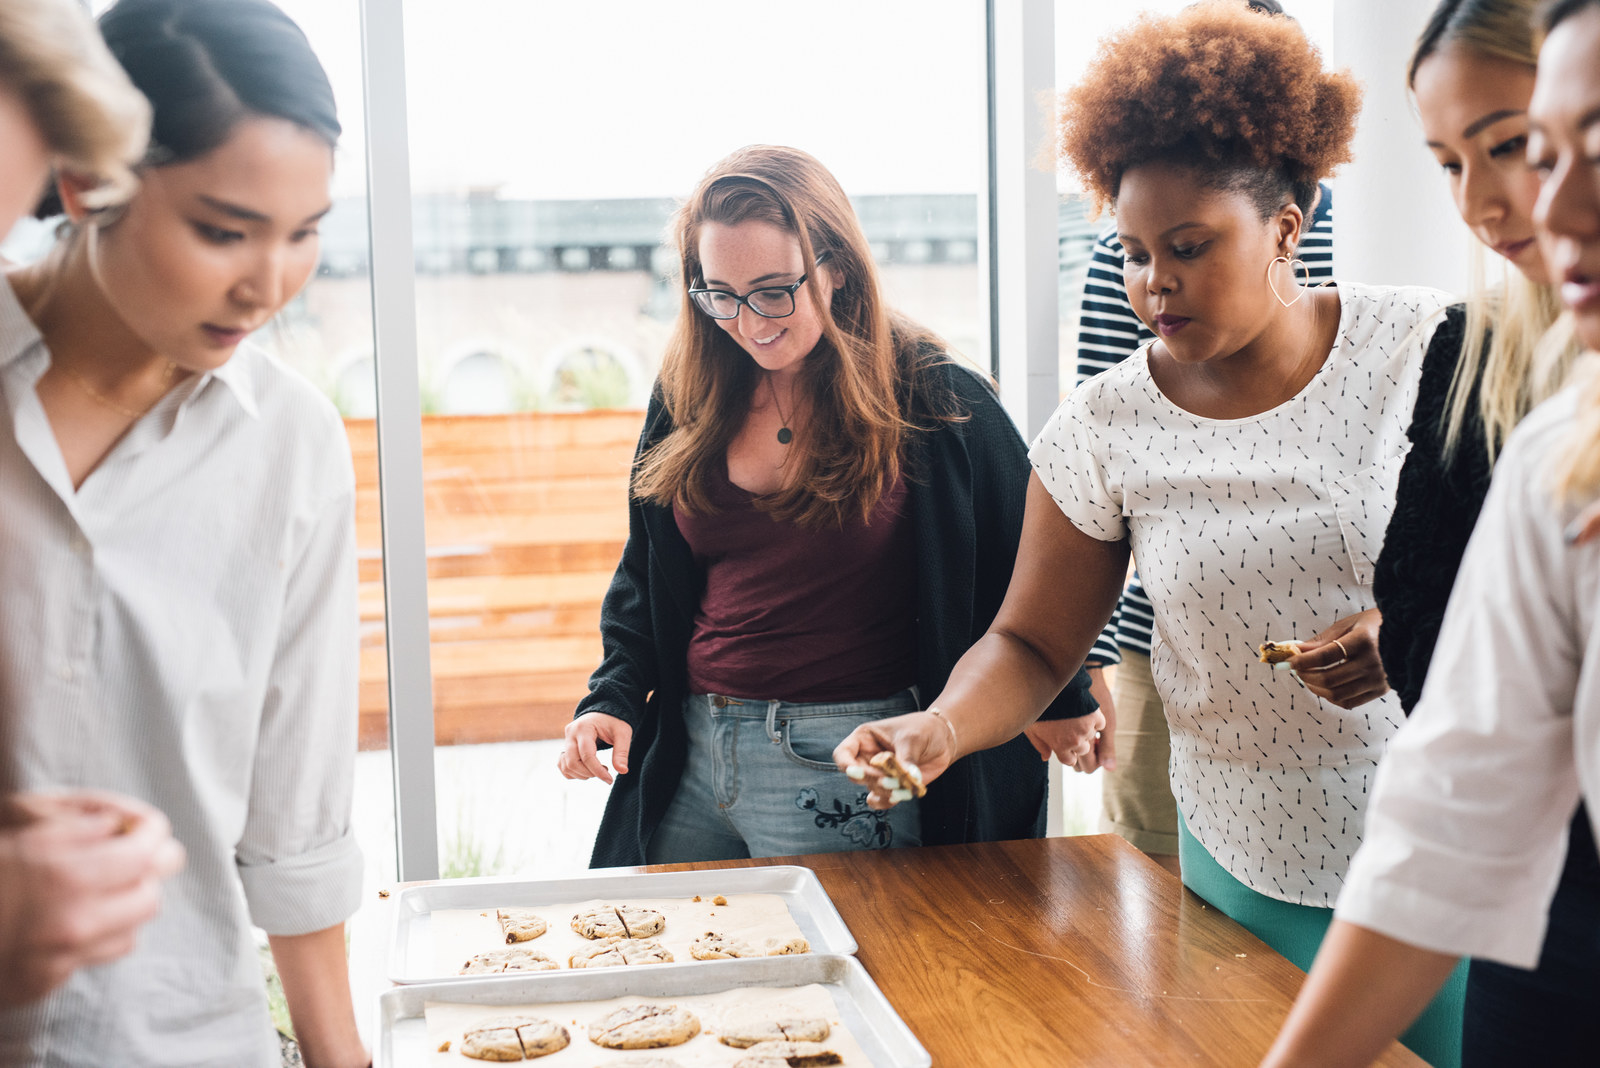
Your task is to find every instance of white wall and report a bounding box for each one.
[1332,0,1475,296]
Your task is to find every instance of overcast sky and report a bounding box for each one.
[91,0,1336,201]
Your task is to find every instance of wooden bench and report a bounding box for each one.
[344,410,644,750]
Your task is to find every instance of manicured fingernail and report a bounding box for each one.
[1565,521,1582,545]
[1273,661,1292,672]
[880,776,900,790]
[845,765,866,781]
[889,788,913,803]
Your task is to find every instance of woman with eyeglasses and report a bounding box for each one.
[0,0,186,1011]
[837,3,1467,1062]
[558,144,1097,865]
[1262,4,1600,1062]
[0,1,366,1064]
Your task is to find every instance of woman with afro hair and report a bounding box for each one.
[836,2,1464,1062]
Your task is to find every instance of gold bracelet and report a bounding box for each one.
[926,706,958,752]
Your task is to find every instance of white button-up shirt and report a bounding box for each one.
[1337,385,1600,968]
[0,278,363,1067]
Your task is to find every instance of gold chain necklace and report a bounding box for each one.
[59,360,178,421]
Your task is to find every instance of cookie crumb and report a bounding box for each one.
[377,889,389,899]
[712,895,727,906]
[437,1039,450,1052]
[692,895,702,902]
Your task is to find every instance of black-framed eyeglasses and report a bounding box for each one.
[688,253,830,320]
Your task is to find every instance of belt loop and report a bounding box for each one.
[766,699,782,743]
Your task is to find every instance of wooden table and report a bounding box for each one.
[637,836,1425,1067]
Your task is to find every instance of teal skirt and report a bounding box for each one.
[1178,814,1467,1068]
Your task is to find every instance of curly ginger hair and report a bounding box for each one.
[1057,0,1362,221]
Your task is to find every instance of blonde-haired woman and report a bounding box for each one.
[559,144,1096,865]
[0,0,147,230]
[1370,1,1586,1060]
[1264,0,1600,1063]
[0,0,182,1011]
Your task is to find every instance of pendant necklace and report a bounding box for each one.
[768,374,793,445]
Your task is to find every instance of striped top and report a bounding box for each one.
[1074,184,1335,665]
[0,279,363,1067]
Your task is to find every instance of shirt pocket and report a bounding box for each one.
[1327,447,1409,587]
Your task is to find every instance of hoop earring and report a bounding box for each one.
[1267,255,1310,308]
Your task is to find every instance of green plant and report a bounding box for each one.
[440,810,509,879]
[551,349,631,410]
[258,941,293,1039]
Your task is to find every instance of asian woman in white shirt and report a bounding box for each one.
[0,1,366,1065]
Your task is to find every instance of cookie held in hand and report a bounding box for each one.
[1257,640,1302,669]
[868,750,927,799]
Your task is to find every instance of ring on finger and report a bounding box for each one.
[1328,637,1349,667]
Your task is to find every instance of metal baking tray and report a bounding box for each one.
[375,954,930,1068]
[387,865,857,984]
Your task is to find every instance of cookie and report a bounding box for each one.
[717,1014,832,1048]
[458,947,560,975]
[568,937,674,968]
[496,908,548,944]
[689,931,810,960]
[587,1004,700,1049]
[570,904,666,940]
[868,750,927,798]
[460,1015,570,1061]
[731,1040,843,1067]
[1257,640,1302,665]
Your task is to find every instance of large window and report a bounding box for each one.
[373,0,990,876]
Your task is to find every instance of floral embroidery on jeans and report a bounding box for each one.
[795,787,892,848]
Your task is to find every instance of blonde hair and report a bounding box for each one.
[632,145,952,529]
[1443,261,1580,462]
[1550,358,1600,505]
[1410,0,1583,461]
[0,0,149,208]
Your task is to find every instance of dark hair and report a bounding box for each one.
[100,0,339,165]
[1538,0,1600,32]
[1246,0,1287,13]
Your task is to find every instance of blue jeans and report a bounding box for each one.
[645,689,923,863]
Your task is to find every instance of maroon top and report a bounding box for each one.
[675,463,918,702]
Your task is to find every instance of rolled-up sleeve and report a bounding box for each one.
[237,481,364,935]
[1336,410,1587,968]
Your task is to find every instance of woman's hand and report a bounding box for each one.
[833,710,960,810]
[0,791,186,1006]
[1566,499,1600,546]
[558,712,633,784]
[1290,608,1389,709]
[1024,706,1111,773]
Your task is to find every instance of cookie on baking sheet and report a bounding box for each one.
[458,946,560,975]
[568,936,673,969]
[717,1013,832,1048]
[495,908,549,944]
[689,931,811,960]
[586,1004,700,1049]
[459,1015,570,1061]
[731,1040,843,1067]
[570,904,667,940]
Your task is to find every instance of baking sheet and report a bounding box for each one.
[376,955,930,1068]
[388,866,856,984]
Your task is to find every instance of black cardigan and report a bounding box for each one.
[576,360,1096,867]
[1374,306,1485,713]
